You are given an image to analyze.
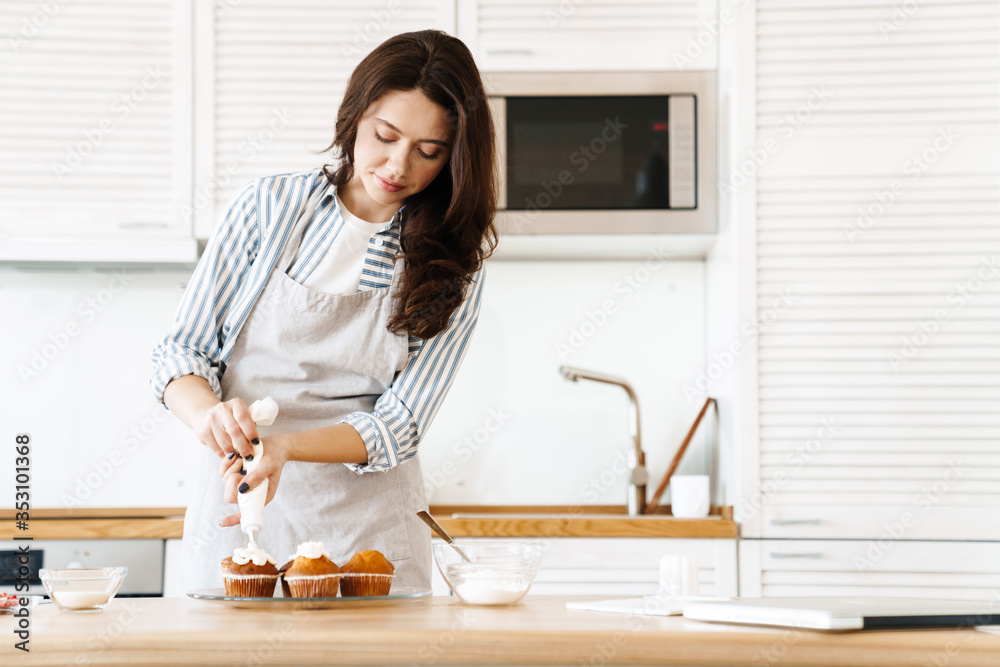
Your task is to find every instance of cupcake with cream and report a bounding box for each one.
[339,550,395,597]
[280,541,341,598]
[221,546,279,597]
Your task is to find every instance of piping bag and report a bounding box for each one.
[240,397,279,549]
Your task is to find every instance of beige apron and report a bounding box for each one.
[180,187,431,594]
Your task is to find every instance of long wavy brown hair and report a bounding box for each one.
[321,30,498,339]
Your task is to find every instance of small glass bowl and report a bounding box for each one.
[433,541,544,606]
[39,568,128,613]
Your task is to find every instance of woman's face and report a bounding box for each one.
[346,88,454,221]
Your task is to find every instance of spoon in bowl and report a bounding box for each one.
[416,511,472,563]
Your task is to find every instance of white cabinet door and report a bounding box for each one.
[737,0,1000,540]
[0,0,194,254]
[194,1,456,239]
[432,537,738,597]
[741,540,1000,603]
[457,0,718,72]
[759,505,1000,541]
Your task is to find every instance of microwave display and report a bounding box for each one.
[505,95,697,211]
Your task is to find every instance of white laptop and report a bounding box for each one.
[682,596,1000,632]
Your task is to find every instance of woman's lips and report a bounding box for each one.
[374,174,404,193]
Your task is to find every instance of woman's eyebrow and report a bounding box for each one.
[374,118,450,147]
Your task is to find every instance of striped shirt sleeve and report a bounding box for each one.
[341,265,487,473]
[149,179,260,404]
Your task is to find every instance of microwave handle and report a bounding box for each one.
[489,96,507,211]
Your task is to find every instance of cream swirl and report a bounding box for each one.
[232,546,276,567]
[288,541,330,561]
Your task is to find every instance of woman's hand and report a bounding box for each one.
[194,398,260,460]
[218,433,290,528]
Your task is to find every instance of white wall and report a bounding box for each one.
[423,258,710,507]
[0,261,711,508]
[0,267,199,509]
[1,258,709,510]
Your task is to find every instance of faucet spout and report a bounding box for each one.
[559,366,648,515]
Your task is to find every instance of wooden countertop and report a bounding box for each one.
[4,596,999,666]
[0,506,737,540]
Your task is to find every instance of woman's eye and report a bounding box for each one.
[374,131,393,144]
[418,150,439,161]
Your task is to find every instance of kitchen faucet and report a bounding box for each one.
[559,366,648,515]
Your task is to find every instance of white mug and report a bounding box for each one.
[669,474,710,518]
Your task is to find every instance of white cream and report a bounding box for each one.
[454,578,529,605]
[52,591,112,609]
[452,567,531,605]
[232,546,276,567]
[288,541,331,562]
[239,397,279,546]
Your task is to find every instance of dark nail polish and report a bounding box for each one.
[240,469,247,476]
[252,438,260,445]
[227,451,235,460]
[245,454,254,462]
[238,482,249,494]
[237,453,243,459]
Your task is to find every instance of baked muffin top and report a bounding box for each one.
[221,547,279,577]
[283,541,340,577]
[342,550,395,576]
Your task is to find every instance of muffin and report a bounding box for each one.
[339,550,395,597]
[281,542,341,598]
[221,547,279,597]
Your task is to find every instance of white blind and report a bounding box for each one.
[203,0,453,235]
[0,0,184,236]
[468,0,710,70]
[755,1,1000,512]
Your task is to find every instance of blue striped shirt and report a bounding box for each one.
[150,168,486,474]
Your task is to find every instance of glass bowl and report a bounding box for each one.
[39,568,128,613]
[432,541,544,606]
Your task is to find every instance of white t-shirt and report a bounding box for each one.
[301,193,393,296]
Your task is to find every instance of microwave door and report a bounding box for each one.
[505,95,687,212]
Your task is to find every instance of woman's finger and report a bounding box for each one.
[209,419,232,457]
[223,467,240,504]
[229,399,261,449]
[219,513,241,528]
[217,407,253,460]
[218,451,244,478]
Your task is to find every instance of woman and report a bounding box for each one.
[150,30,497,594]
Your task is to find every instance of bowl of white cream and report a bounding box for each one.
[40,567,128,613]
[432,541,544,606]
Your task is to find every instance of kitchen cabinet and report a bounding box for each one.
[457,0,718,72]
[193,0,456,239]
[714,0,1000,597]
[740,540,1000,603]
[431,537,738,597]
[0,0,196,262]
[0,0,457,250]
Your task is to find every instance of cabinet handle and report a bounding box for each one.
[485,48,534,57]
[769,519,821,526]
[117,221,169,229]
[769,552,823,559]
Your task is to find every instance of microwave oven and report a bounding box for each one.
[485,71,716,235]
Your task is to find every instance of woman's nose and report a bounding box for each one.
[385,146,408,177]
